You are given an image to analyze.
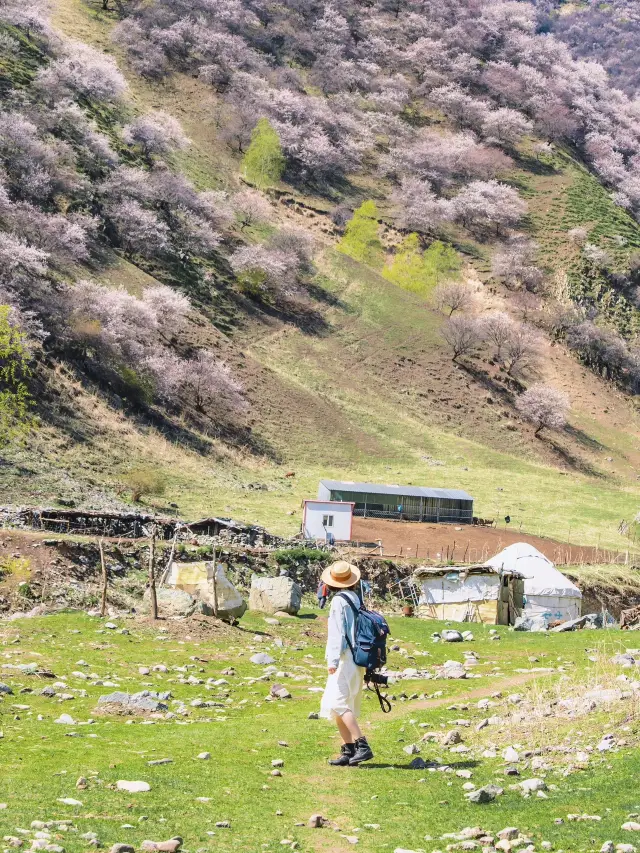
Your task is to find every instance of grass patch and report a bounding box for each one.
[1,611,640,853]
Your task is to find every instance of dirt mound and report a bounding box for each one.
[350,517,618,565]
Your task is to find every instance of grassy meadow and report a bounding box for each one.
[1,610,640,853]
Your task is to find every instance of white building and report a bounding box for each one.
[302,500,354,542]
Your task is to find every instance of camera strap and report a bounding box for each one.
[366,675,392,713]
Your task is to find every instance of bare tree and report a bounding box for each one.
[441,315,484,362]
[434,280,474,317]
[516,384,569,436]
[483,311,514,361]
[502,323,539,376]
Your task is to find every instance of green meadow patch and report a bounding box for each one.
[1,611,640,853]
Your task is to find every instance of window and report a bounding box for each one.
[322,514,334,528]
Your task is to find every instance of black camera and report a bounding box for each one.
[365,671,388,687]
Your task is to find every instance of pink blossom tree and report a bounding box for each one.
[516,384,569,436]
[122,112,190,163]
[451,180,527,235]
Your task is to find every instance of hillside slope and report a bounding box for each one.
[1,0,640,549]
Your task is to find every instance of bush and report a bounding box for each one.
[122,466,167,502]
[273,547,328,568]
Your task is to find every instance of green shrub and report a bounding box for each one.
[273,547,328,568]
[122,466,167,503]
[337,200,384,268]
[0,305,34,446]
[241,118,286,189]
[383,235,461,296]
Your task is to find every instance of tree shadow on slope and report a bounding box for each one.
[543,435,604,478]
[512,151,561,178]
[34,361,282,464]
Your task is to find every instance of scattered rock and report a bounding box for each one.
[503,747,520,763]
[442,630,463,643]
[116,781,151,793]
[140,839,182,853]
[466,785,503,804]
[251,653,276,666]
[520,779,547,794]
[443,730,462,746]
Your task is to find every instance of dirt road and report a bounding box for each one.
[350,517,617,565]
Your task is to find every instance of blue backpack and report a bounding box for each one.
[338,592,390,673]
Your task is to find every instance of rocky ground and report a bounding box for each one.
[1,611,640,853]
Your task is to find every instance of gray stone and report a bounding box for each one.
[520,778,547,793]
[249,576,302,615]
[116,780,150,793]
[250,653,275,666]
[97,691,171,713]
[442,630,464,643]
[612,654,636,668]
[439,661,467,680]
[466,785,503,804]
[0,682,13,695]
[142,588,196,618]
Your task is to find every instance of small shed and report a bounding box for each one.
[414,563,524,625]
[302,500,354,542]
[485,543,582,622]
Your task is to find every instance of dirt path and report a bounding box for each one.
[409,669,551,711]
[350,517,621,564]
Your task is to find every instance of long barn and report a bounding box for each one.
[318,480,474,524]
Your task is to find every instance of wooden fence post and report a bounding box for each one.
[99,539,108,617]
[211,546,218,617]
[148,525,158,620]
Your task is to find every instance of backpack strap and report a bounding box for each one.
[337,592,360,659]
[337,591,361,617]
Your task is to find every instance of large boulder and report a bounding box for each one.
[249,576,302,615]
[164,561,246,622]
[142,587,195,618]
[198,565,247,622]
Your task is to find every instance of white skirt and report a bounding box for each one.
[320,652,365,720]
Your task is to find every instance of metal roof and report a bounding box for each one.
[320,480,473,502]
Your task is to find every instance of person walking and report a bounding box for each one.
[319,561,374,767]
[317,579,328,609]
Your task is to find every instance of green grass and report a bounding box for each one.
[1,611,640,853]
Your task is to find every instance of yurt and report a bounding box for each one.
[485,542,582,622]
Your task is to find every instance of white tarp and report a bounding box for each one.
[419,572,500,604]
[484,542,582,621]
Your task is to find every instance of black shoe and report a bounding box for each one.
[329,743,355,766]
[349,737,374,765]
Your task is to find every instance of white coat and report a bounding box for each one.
[320,589,365,720]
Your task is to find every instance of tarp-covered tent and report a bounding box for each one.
[414,564,522,624]
[485,543,582,622]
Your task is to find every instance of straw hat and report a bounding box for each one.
[321,560,361,589]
